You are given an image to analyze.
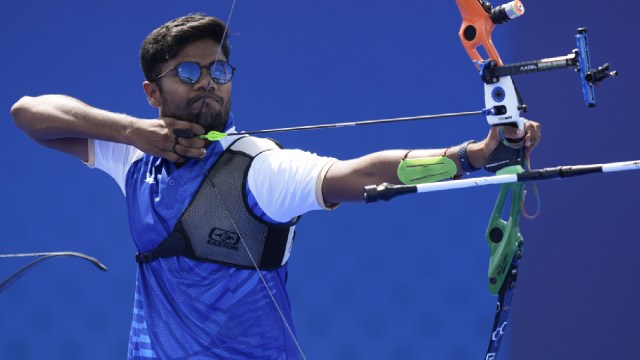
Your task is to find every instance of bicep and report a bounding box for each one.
[322,159,370,203]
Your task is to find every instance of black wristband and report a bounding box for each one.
[458,140,481,173]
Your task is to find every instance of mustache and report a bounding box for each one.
[188,93,223,106]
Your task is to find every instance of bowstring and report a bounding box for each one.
[194,1,308,358]
[197,163,308,360]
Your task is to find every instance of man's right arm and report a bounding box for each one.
[10,94,206,163]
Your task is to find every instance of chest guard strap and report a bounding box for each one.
[136,136,299,269]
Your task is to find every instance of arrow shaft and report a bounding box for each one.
[236,110,486,136]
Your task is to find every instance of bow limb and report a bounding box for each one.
[0,252,108,293]
[483,166,524,358]
[456,0,507,65]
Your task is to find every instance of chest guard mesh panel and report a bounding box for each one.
[136,136,299,269]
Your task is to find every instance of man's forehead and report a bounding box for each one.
[172,39,227,63]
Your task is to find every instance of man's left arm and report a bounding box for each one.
[322,120,541,204]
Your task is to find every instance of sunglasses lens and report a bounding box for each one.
[210,62,234,84]
[177,62,202,84]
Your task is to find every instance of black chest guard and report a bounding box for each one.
[136,136,299,269]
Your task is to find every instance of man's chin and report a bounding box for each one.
[196,112,228,133]
[164,106,228,133]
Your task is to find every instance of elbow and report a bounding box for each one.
[10,96,36,130]
[11,96,52,140]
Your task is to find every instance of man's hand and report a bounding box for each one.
[470,119,542,168]
[129,117,207,163]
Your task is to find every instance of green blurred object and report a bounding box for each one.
[197,131,228,141]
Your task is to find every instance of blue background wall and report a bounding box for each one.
[1,1,637,359]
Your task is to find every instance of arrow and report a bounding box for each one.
[197,108,497,141]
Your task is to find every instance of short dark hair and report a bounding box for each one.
[141,14,231,81]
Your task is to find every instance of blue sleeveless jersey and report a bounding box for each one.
[124,121,301,359]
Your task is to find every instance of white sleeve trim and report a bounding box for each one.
[83,139,96,168]
[315,159,340,210]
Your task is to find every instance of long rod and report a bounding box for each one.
[364,160,640,203]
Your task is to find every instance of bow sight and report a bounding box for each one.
[459,0,618,133]
[478,27,618,108]
[478,0,618,107]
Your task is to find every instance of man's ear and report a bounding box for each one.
[143,81,162,108]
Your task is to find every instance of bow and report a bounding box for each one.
[452,1,616,359]
[454,2,527,358]
[0,252,108,293]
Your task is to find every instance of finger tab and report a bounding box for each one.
[173,128,195,138]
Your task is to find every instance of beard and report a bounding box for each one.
[160,92,231,133]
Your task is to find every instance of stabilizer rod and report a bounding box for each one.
[364,160,640,203]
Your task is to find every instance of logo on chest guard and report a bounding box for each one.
[208,228,240,251]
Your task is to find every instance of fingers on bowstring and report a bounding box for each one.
[173,129,206,159]
[179,122,205,138]
[164,139,184,163]
[173,141,206,159]
[163,117,205,134]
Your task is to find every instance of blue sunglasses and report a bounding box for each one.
[153,61,236,85]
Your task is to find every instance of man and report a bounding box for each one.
[11,14,540,359]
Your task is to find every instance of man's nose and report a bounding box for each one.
[193,69,217,92]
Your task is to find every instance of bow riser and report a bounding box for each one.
[484,76,524,129]
[456,0,527,129]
